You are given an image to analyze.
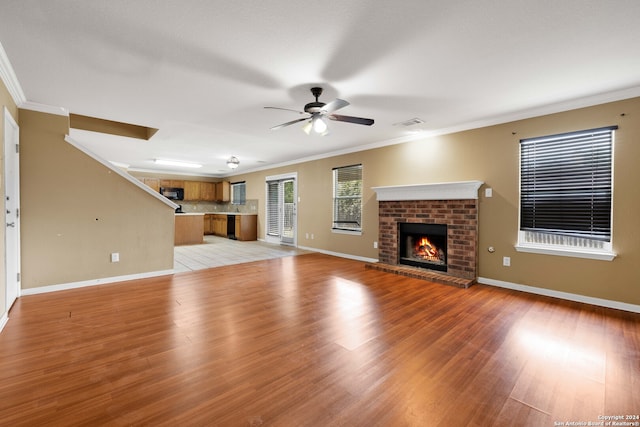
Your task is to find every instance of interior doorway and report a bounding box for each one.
[265,173,297,246]
[4,107,20,313]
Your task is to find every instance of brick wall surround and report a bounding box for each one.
[378,199,478,281]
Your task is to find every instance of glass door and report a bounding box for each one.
[265,174,297,246]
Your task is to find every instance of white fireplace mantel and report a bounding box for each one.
[372,181,484,201]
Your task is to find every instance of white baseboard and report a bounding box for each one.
[477,276,640,314]
[21,269,175,296]
[296,245,378,263]
[0,312,8,334]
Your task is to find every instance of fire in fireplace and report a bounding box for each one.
[398,223,447,272]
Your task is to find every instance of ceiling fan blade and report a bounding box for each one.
[328,114,374,126]
[270,117,309,130]
[264,106,306,115]
[321,98,349,114]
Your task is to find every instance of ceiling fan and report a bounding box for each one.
[265,87,374,135]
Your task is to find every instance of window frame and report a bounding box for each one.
[332,164,363,235]
[515,126,616,261]
[231,181,246,205]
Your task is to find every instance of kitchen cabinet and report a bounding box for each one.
[234,215,257,241]
[215,181,230,202]
[212,214,227,237]
[206,213,257,240]
[183,181,201,201]
[200,182,216,201]
[203,214,213,235]
[160,179,185,188]
[142,178,159,192]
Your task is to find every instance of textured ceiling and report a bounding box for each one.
[1,1,639,176]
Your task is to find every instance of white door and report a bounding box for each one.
[265,174,297,246]
[4,107,20,312]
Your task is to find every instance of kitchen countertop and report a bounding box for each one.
[175,212,257,216]
[206,212,257,216]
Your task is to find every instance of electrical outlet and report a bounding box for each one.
[373,241,378,249]
[111,252,120,263]
[311,234,314,240]
[305,233,309,239]
[503,256,510,267]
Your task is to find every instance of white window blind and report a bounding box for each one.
[231,182,246,205]
[520,126,615,243]
[266,181,280,236]
[333,164,362,232]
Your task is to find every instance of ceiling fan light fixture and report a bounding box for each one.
[226,156,240,169]
[313,116,328,134]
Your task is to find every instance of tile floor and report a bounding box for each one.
[174,235,309,272]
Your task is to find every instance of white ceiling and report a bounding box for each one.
[2,1,640,176]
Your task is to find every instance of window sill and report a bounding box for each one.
[514,243,616,261]
[331,228,362,236]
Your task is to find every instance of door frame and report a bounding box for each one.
[265,172,297,246]
[4,106,20,313]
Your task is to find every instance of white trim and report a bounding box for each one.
[0,41,26,105]
[297,245,378,263]
[477,276,640,314]
[331,229,362,236]
[0,312,8,334]
[20,101,69,116]
[265,172,298,182]
[21,269,175,296]
[514,243,616,261]
[65,135,178,209]
[372,180,484,201]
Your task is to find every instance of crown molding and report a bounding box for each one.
[0,41,26,105]
[20,101,69,116]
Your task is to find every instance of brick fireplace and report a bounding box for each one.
[368,181,483,288]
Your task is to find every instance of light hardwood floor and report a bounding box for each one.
[0,253,638,426]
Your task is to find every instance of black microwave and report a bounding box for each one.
[160,187,184,200]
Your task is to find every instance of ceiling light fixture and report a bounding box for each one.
[313,117,328,134]
[302,116,328,136]
[154,159,202,168]
[226,156,240,169]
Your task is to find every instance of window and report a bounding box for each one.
[333,164,362,233]
[231,181,246,205]
[517,126,616,260]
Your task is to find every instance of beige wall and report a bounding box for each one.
[232,97,640,306]
[19,109,175,289]
[1,77,18,316]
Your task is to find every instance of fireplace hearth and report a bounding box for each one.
[399,223,447,272]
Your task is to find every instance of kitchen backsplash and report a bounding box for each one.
[179,199,258,214]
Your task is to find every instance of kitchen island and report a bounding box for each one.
[174,213,205,245]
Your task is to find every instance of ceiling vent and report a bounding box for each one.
[393,117,425,127]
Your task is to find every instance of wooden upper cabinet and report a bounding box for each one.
[200,182,216,201]
[139,178,227,201]
[183,181,201,201]
[142,178,160,192]
[216,181,230,202]
[159,179,185,188]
